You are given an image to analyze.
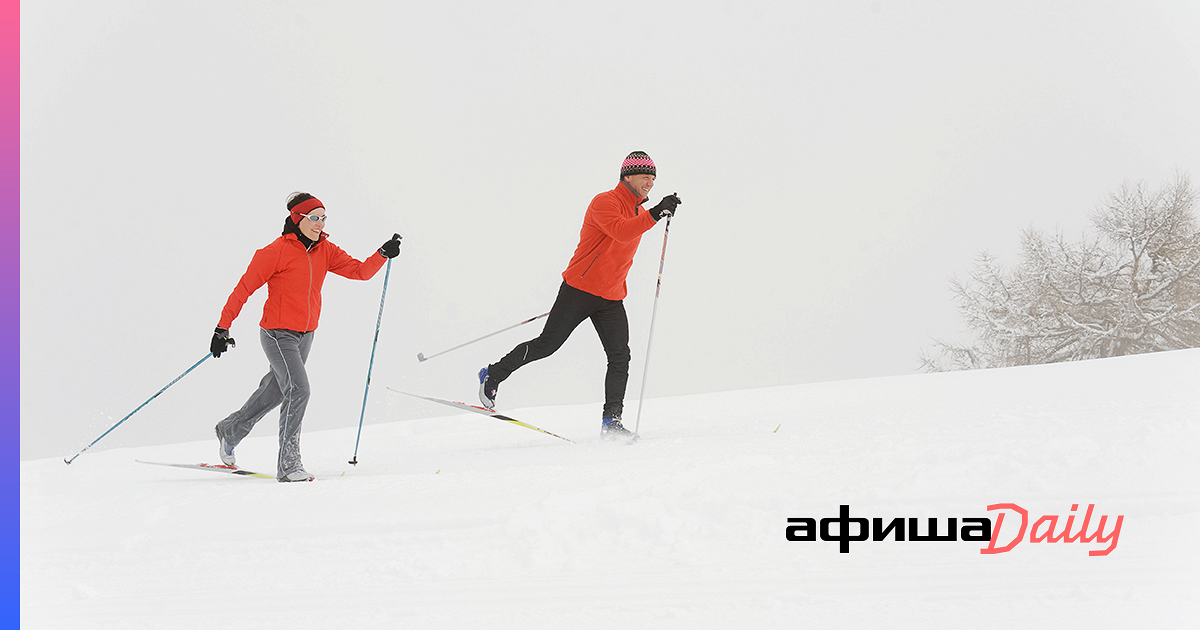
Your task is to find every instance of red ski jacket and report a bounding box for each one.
[219,232,386,332]
[561,182,659,301]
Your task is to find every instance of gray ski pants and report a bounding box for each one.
[215,328,314,478]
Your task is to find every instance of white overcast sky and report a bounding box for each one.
[20,0,1200,459]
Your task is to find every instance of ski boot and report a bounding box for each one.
[601,416,638,442]
[478,367,500,409]
[215,427,235,466]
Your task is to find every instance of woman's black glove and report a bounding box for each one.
[648,193,681,221]
[210,327,235,358]
[379,233,403,259]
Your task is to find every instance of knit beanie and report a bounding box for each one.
[620,151,655,178]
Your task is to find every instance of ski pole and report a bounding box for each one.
[416,311,550,363]
[350,256,393,466]
[65,353,212,465]
[634,216,672,436]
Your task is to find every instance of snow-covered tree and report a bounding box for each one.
[922,174,1200,371]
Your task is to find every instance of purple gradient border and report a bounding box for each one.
[2,0,17,623]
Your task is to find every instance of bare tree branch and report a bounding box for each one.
[923,175,1200,371]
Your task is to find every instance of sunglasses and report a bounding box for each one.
[291,211,327,223]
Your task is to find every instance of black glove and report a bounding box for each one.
[379,233,403,259]
[210,327,235,358]
[648,193,681,221]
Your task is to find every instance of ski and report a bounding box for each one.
[389,388,576,444]
[136,460,275,479]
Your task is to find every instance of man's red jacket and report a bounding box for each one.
[561,182,659,301]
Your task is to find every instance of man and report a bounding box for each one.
[478,151,681,440]
[210,192,402,481]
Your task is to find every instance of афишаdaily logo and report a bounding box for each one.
[786,503,1124,556]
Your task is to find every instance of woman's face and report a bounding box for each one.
[298,211,326,240]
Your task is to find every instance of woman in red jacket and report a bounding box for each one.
[478,152,681,440]
[210,192,401,482]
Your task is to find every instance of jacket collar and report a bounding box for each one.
[617,180,648,207]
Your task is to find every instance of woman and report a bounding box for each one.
[210,192,401,482]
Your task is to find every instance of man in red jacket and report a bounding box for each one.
[210,192,402,481]
[478,151,681,440]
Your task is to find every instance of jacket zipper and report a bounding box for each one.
[306,246,314,331]
[579,189,645,278]
[580,251,601,278]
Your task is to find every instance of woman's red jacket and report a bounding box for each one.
[219,232,386,332]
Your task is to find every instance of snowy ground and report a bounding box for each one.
[21,349,1199,629]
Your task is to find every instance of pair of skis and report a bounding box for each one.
[137,391,587,480]
[393,390,641,444]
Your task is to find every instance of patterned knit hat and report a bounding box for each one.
[620,151,656,178]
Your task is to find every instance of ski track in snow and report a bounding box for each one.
[21,350,1200,629]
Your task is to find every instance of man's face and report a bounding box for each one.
[624,173,655,199]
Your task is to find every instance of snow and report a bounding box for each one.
[21,349,1200,629]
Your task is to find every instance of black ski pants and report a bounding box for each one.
[489,281,631,419]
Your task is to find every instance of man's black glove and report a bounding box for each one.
[210,327,235,358]
[648,193,681,221]
[379,233,403,259]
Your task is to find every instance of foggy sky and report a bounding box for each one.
[21,0,1200,459]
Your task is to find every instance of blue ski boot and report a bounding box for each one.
[601,416,637,442]
[478,367,500,410]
